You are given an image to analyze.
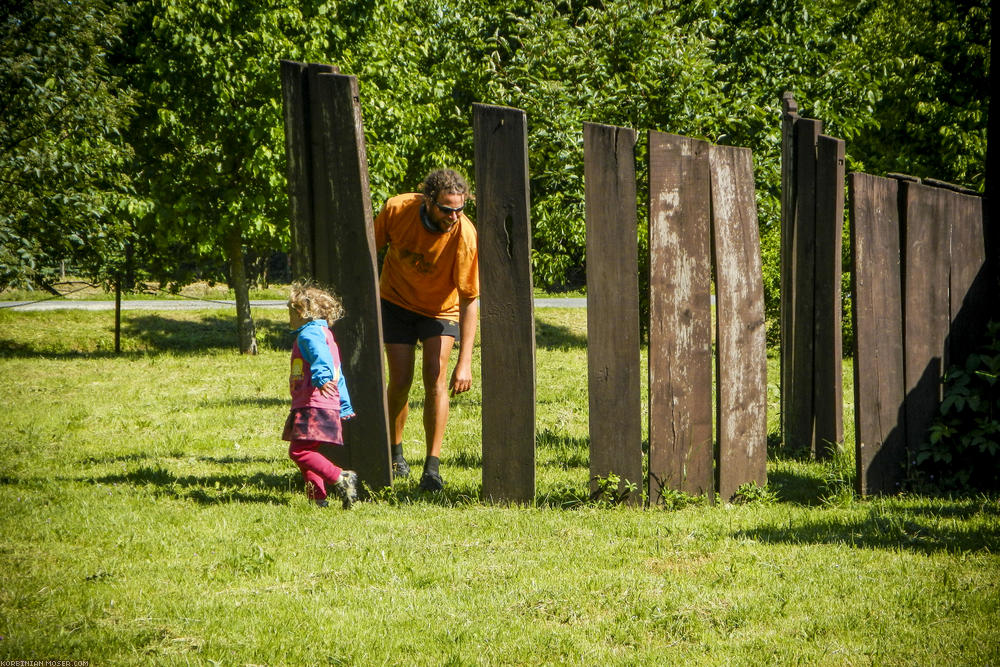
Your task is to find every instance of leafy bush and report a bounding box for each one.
[912,321,1000,492]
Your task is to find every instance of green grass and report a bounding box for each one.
[1,308,998,665]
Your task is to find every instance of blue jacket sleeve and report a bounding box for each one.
[338,371,355,419]
[296,323,335,388]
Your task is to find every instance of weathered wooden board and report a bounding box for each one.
[584,122,642,505]
[813,135,845,456]
[709,144,768,501]
[647,131,714,502]
[902,181,952,461]
[779,93,800,451]
[947,191,987,368]
[310,72,392,492]
[279,60,336,280]
[786,118,823,452]
[849,173,906,495]
[473,103,536,504]
[305,63,339,280]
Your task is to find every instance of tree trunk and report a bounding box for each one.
[224,226,258,355]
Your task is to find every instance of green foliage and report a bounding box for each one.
[590,472,639,506]
[0,0,138,289]
[914,322,1000,493]
[731,481,779,505]
[124,0,327,282]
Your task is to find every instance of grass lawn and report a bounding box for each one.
[1,306,997,665]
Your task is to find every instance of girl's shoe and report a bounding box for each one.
[332,470,359,509]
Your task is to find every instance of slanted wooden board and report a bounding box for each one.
[947,191,987,368]
[308,64,340,277]
[902,181,952,461]
[473,103,536,503]
[647,131,713,501]
[779,93,800,451]
[583,122,642,505]
[849,173,906,495]
[786,118,823,453]
[709,144,768,501]
[813,135,845,455]
[279,60,336,279]
[310,72,392,492]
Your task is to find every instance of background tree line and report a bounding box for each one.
[1,0,990,353]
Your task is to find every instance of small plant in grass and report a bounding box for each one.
[819,442,857,507]
[913,321,1000,493]
[590,472,638,506]
[653,487,703,511]
[730,481,778,505]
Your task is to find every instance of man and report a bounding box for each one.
[374,168,479,491]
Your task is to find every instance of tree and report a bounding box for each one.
[0,0,137,290]
[123,0,329,353]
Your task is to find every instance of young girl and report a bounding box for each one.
[283,284,358,509]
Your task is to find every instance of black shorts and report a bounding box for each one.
[381,299,460,344]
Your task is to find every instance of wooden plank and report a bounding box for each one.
[583,122,642,505]
[786,118,822,452]
[901,181,952,465]
[307,63,339,280]
[311,72,392,493]
[848,173,906,495]
[709,144,768,501]
[813,135,845,456]
[779,92,799,452]
[279,60,314,280]
[473,103,536,503]
[647,131,713,502]
[946,190,987,367]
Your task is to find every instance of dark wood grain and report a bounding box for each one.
[848,173,906,495]
[709,144,768,502]
[647,131,714,502]
[583,122,642,505]
[473,103,536,503]
[310,72,391,493]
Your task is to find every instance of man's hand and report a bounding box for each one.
[450,362,472,396]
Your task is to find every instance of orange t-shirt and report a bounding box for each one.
[374,193,479,321]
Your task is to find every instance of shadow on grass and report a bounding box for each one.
[767,467,828,506]
[535,319,587,350]
[736,504,1000,554]
[89,466,296,505]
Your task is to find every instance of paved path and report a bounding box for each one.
[3,297,588,311]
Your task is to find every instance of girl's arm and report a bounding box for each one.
[297,325,337,388]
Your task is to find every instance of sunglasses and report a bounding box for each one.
[435,200,465,215]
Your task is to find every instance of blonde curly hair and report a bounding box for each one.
[288,283,344,324]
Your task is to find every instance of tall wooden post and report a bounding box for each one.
[813,135,846,454]
[710,144,768,501]
[647,131,714,502]
[473,103,536,503]
[279,61,392,493]
[786,118,822,453]
[583,122,642,505]
[849,173,906,495]
[779,92,800,451]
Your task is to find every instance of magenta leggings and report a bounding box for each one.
[288,440,343,501]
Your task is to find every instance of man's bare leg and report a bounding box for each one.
[385,343,416,476]
[420,335,455,489]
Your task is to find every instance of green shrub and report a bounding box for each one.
[912,321,1000,492]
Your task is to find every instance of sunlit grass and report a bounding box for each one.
[1,307,998,664]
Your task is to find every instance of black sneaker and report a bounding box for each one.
[332,470,359,509]
[392,456,411,479]
[419,469,444,491]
